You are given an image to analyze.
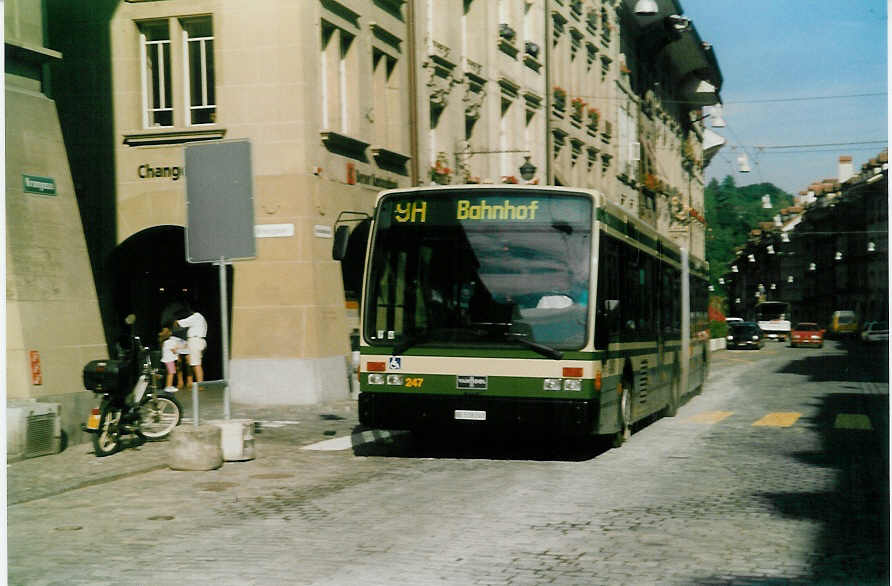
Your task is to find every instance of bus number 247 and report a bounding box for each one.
[405,377,424,388]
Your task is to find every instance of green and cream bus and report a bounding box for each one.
[333,185,710,446]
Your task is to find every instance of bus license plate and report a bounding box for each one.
[455,410,486,421]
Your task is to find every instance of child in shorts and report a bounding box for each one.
[159,327,187,392]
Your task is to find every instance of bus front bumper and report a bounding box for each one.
[358,392,597,436]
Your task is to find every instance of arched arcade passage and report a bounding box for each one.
[108,225,232,381]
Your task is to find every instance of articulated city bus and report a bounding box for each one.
[334,185,710,446]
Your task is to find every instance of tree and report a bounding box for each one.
[705,175,794,292]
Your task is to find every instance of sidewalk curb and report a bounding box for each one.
[7,398,361,507]
[8,462,169,506]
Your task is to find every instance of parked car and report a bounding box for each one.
[789,322,824,348]
[861,321,888,343]
[726,321,764,350]
[860,321,875,341]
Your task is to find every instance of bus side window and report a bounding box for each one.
[638,255,656,337]
[597,299,620,348]
[597,235,622,343]
[661,264,681,335]
[621,245,656,340]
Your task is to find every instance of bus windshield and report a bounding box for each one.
[364,191,593,351]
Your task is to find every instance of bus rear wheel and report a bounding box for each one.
[611,380,632,448]
[664,373,680,417]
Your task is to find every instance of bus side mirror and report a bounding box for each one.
[332,225,351,260]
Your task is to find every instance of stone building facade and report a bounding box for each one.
[6,0,107,445]
[11,0,723,442]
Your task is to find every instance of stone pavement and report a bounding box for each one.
[6,387,361,506]
[6,345,889,585]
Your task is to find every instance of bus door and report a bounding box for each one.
[644,254,660,412]
[624,249,656,414]
[656,264,666,391]
[659,260,682,397]
[653,258,667,401]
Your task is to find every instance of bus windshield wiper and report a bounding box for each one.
[502,332,563,360]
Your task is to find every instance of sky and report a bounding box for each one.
[679,1,887,194]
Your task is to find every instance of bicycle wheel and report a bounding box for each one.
[135,393,182,440]
[93,399,123,457]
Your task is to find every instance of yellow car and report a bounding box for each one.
[829,310,858,338]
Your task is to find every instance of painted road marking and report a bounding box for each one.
[685,411,734,424]
[681,411,873,430]
[752,412,802,427]
[302,429,408,451]
[834,413,873,430]
[256,420,301,428]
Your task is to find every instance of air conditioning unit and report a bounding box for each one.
[7,399,62,462]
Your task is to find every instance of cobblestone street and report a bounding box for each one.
[7,341,888,585]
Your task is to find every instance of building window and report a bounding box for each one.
[140,21,172,128]
[321,20,357,134]
[617,104,637,177]
[372,49,399,147]
[182,18,216,125]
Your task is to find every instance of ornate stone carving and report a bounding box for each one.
[423,53,460,110]
[669,195,691,225]
[463,71,487,120]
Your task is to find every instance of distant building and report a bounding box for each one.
[724,150,888,326]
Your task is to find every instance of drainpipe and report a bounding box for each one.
[544,0,553,185]
[407,0,420,185]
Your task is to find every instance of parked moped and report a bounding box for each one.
[82,316,182,456]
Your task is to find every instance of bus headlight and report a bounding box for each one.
[563,379,582,391]
[726,335,733,341]
[543,378,562,391]
[368,373,386,385]
[386,374,404,386]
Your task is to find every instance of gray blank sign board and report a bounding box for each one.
[185,139,256,263]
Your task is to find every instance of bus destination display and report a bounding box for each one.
[391,196,570,225]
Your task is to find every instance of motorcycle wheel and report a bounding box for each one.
[93,399,123,457]
[135,393,182,440]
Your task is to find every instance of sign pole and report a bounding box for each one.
[218,257,231,420]
[184,139,254,422]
